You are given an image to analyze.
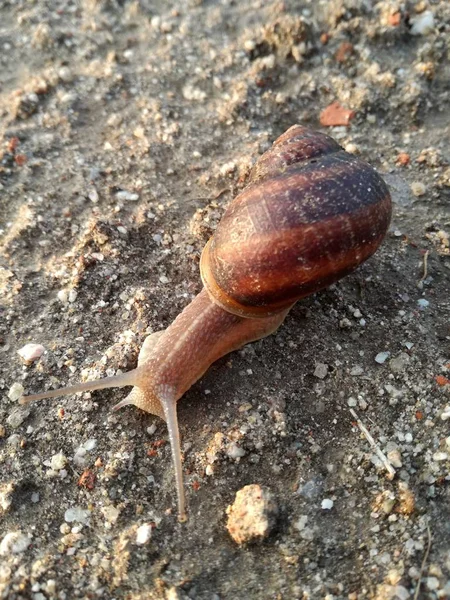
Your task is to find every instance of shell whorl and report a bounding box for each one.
[200,125,392,318]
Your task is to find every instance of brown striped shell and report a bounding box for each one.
[200,125,392,318]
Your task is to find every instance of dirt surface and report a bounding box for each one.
[1,1,450,598]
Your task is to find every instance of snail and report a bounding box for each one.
[20,125,392,522]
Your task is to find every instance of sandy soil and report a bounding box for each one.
[1,1,450,598]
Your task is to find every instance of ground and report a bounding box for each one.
[0,1,450,599]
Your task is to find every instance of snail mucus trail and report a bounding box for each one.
[20,125,392,522]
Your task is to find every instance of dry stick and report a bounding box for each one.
[413,523,432,600]
[349,408,396,479]
[419,249,429,284]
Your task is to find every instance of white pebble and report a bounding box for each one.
[433,452,448,462]
[68,289,78,303]
[350,365,364,376]
[410,11,435,36]
[0,531,30,555]
[82,438,97,451]
[182,84,207,102]
[17,343,45,362]
[294,515,308,531]
[57,289,69,304]
[7,382,24,401]
[227,442,246,459]
[417,298,429,309]
[136,523,152,545]
[50,453,67,471]
[375,352,390,364]
[115,190,139,202]
[410,181,426,197]
[441,406,450,421]
[64,507,90,524]
[101,505,120,524]
[321,498,334,510]
[426,577,440,591]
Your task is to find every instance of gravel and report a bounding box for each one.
[1,0,449,598]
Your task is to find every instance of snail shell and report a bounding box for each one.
[201,125,392,317]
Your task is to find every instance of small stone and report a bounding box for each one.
[417,298,429,309]
[410,181,426,197]
[17,343,45,362]
[350,365,364,376]
[432,452,448,462]
[64,507,90,524]
[7,382,24,401]
[389,353,409,373]
[375,352,390,364]
[7,406,31,429]
[0,482,14,514]
[410,11,435,36]
[441,406,450,421]
[115,190,139,202]
[50,453,67,471]
[0,531,30,555]
[294,515,308,531]
[426,577,440,591]
[227,442,246,460]
[321,498,334,510]
[319,101,355,127]
[68,289,78,303]
[57,290,69,304]
[136,523,152,545]
[387,449,402,468]
[101,505,120,524]
[83,438,97,451]
[313,362,328,379]
[182,85,207,102]
[226,484,278,545]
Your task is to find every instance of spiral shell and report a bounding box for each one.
[200,125,391,318]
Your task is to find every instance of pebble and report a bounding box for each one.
[313,362,328,379]
[115,190,139,202]
[350,365,364,376]
[375,352,390,364]
[64,507,90,524]
[7,382,24,401]
[57,289,69,304]
[226,484,278,545]
[0,531,30,555]
[6,406,31,429]
[227,441,246,459]
[294,515,308,531]
[319,101,355,127]
[389,353,409,373]
[17,343,45,362]
[440,406,450,421]
[50,453,67,471]
[321,498,334,510]
[136,523,152,545]
[410,181,426,197]
[432,452,448,462]
[410,11,435,36]
[101,505,120,524]
[417,298,429,309]
[68,289,78,303]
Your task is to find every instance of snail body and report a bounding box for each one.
[20,125,391,522]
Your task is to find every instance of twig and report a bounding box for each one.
[349,408,396,479]
[418,249,429,284]
[413,522,432,600]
